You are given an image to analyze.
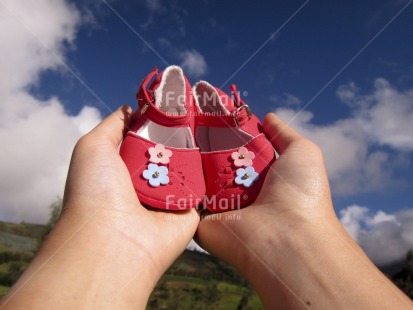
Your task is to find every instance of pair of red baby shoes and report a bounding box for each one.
[120,66,276,213]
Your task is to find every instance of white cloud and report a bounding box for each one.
[179,49,207,78]
[339,78,413,151]
[275,78,413,196]
[340,205,413,265]
[0,0,101,224]
[0,0,78,94]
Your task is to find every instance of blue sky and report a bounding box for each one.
[35,0,413,210]
[1,0,413,265]
[38,0,413,120]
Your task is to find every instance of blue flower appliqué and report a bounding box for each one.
[143,163,169,187]
[234,166,259,188]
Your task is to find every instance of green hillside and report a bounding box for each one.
[0,231,37,253]
[0,220,262,308]
[148,249,262,309]
[0,219,412,307]
[148,250,262,309]
[0,221,44,239]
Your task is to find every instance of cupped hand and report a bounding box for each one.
[195,113,413,309]
[195,113,335,269]
[63,105,199,271]
[2,106,199,309]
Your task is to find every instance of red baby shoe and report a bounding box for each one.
[193,81,276,213]
[120,66,205,210]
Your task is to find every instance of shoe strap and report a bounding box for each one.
[196,84,252,128]
[136,67,190,127]
[196,104,252,127]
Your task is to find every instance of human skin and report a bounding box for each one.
[196,113,413,309]
[1,108,411,309]
[0,106,200,309]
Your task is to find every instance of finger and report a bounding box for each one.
[263,113,303,154]
[90,105,133,148]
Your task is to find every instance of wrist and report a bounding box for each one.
[238,210,340,276]
[233,204,338,271]
[235,209,406,309]
[4,208,161,309]
[229,207,342,305]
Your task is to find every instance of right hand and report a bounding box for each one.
[195,112,337,271]
[195,113,412,309]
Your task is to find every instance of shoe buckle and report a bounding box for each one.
[140,89,154,115]
[140,102,151,115]
[232,104,252,127]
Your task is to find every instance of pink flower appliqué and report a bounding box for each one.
[231,147,255,167]
[148,144,172,164]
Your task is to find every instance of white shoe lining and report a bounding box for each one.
[136,65,195,148]
[193,81,253,152]
[137,121,195,148]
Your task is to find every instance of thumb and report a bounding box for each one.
[263,113,303,154]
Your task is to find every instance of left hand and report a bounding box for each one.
[1,106,199,309]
